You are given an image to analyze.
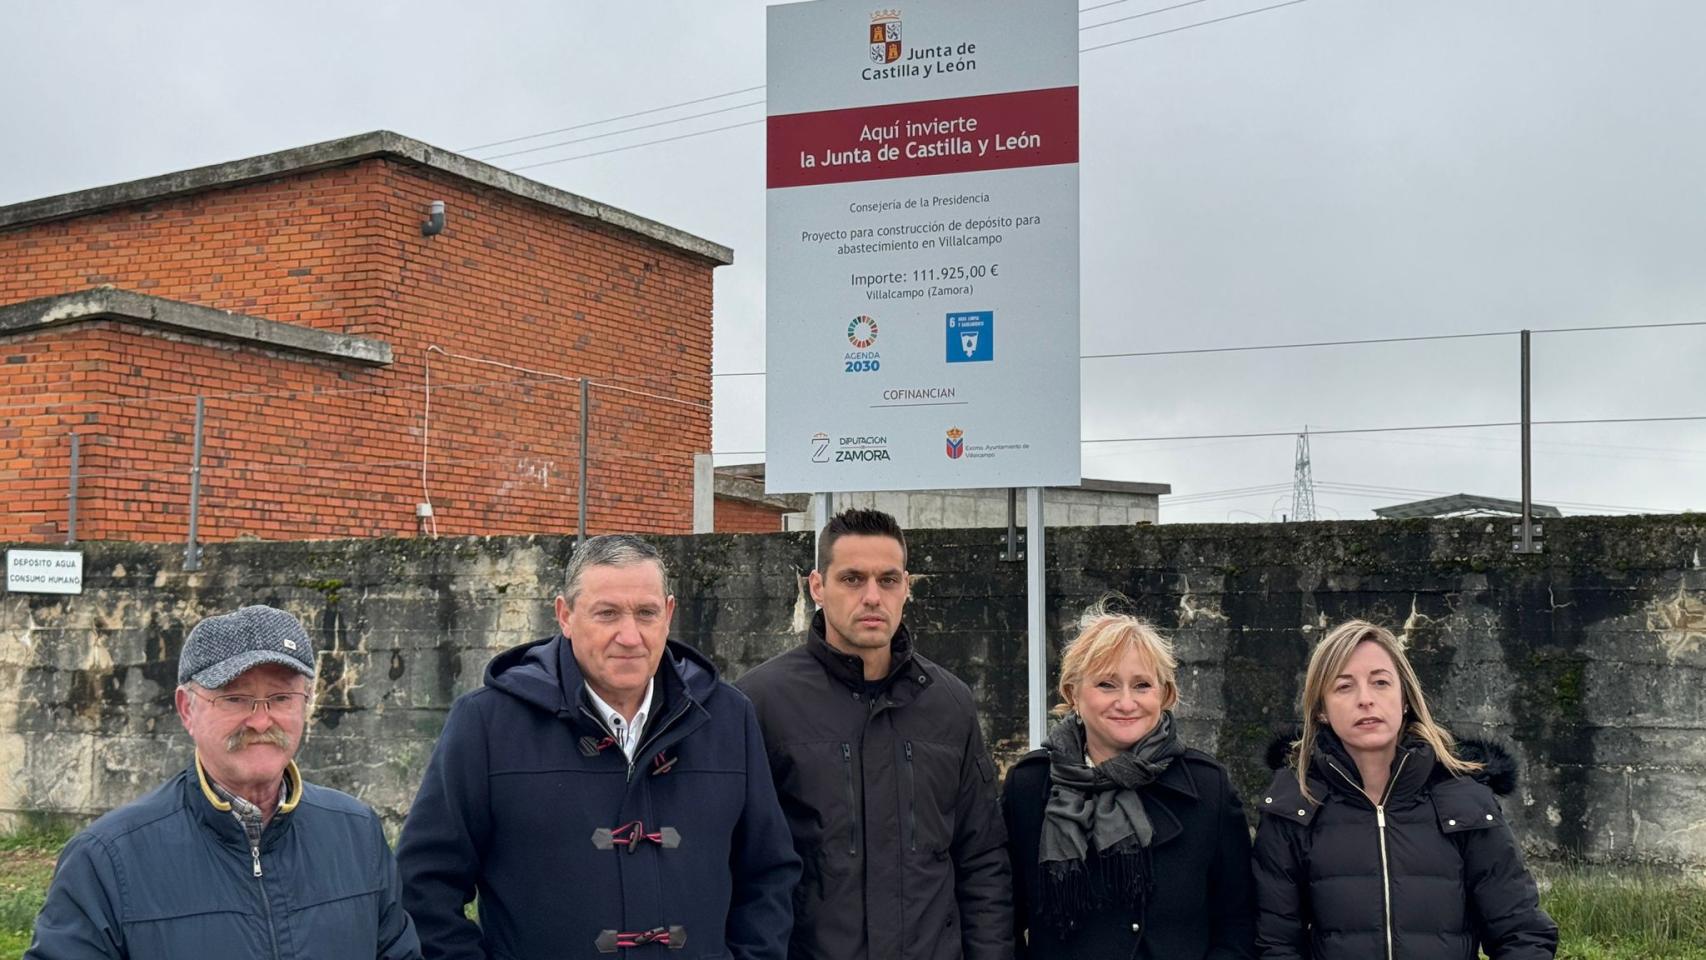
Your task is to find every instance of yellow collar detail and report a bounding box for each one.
[194,752,302,815]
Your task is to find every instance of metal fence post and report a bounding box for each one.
[186,396,205,571]
[67,432,80,544]
[1515,330,1540,554]
[578,378,589,544]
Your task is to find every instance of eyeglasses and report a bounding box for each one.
[191,690,311,717]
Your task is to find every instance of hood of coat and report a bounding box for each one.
[1264,728,1520,796]
[484,633,720,717]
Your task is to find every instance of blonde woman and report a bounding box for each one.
[1252,620,1557,960]
[1001,603,1256,959]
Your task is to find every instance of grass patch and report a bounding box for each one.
[1543,866,1706,960]
[0,828,64,960]
[0,826,1700,960]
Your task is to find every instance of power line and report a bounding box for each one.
[509,119,767,172]
[464,0,1285,159]
[1082,0,1221,32]
[716,318,1706,376]
[1082,329,1509,361]
[1330,431,1706,465]
[13,328,1695,426]
[479,0,1320,171]
[1083,414,1706,446]
[1163,481,1293,504]
[460,84,767,154]
[1525,319,1706,336]
[1081,0,1315,53]
[479,99,766,162]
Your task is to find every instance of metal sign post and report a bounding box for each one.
[1027,487,1047,748]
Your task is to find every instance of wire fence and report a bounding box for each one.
[0,348,717,560]
[6,316,1705,554]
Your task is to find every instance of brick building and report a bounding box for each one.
[0,132,730,543]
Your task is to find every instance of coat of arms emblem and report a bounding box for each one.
[869,10,902,64]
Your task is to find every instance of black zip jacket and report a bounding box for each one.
[1251,733,1557,960]
[1002,746,1257,960]
[735,611,1014,960]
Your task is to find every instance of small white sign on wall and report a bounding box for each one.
[6,549,84,595]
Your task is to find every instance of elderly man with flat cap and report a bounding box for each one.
[26,604,420,960]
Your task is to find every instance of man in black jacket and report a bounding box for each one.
[736,508,1013,960]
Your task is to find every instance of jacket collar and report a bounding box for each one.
[484,633,717,722]
[561,636,679,740]
[1118,755,1198,848]
[1310,729,1436,806]
[544,635,715,761]
[1148,753,1201,801]
[186,754,301,850]
[1260,765,1327,827]
[805,609,925,699]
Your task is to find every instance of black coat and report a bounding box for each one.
[1251,734,1557,960]
[1001,746,1258,960]
[735,612,1013,960]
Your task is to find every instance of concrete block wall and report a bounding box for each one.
[3,515,1704,865]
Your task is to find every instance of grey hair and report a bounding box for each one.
[562,534,671,608]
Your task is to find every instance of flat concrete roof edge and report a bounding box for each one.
[1075,479,1172,496]
[0,131,733,266]
[0,288,393,366]
[715,473,810,511]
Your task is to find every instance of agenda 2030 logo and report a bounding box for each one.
[844,316,880,373]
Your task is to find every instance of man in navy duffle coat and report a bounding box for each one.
[398,534,800,959]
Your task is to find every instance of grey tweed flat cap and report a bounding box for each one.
[178,605,316,689]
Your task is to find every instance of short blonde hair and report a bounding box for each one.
[1056,601,1180,717]
[1293,619,1480,802]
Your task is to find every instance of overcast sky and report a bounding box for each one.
[5,0,1702,521]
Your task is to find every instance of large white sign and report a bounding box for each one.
[6,549,83,595]
[765,0,1081,493]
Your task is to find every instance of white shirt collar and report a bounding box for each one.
[584,679,655,762]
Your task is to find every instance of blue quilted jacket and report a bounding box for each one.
[27,760,419,959]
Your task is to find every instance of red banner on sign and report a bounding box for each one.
[767,86,1078,188]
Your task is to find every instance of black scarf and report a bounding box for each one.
[1039,710,1184,936]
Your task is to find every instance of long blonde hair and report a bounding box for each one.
[1055,600,1180,717]
[1294,619,1480,802]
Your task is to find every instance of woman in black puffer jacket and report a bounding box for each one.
[1252,619,1557,960]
